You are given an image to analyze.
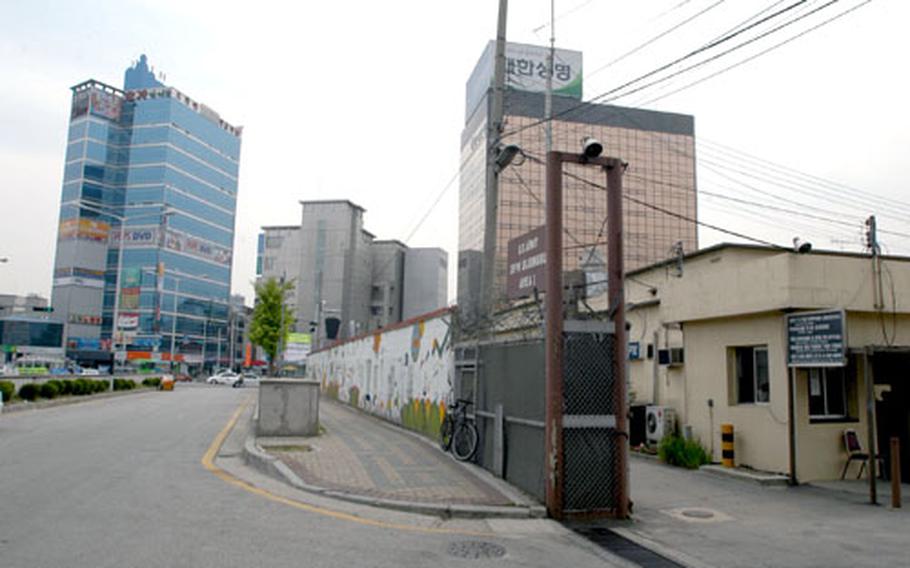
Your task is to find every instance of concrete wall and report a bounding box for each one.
[306,309,453,439]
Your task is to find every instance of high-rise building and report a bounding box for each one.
[459,41,697,313]
[402,248,449,320]
[258,200,449,347]
[51,55,242,370]
[370,240,407,329]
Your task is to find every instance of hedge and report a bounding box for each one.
[0,380,14,402]
[18,383,39,401]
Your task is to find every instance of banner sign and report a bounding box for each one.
[786,310,847,367]
[506,225,548,300]
[165,229,232,266]
[90,89,123,121]
[118,313,139,330]
[53,276,105,289]
[58,218,110,243]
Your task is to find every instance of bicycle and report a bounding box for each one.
[439,398,479,461]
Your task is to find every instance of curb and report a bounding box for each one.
[700,464,790,486]
[0,387,157,415]
[240,417,545,520]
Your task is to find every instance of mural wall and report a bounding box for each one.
[306,308,455,439]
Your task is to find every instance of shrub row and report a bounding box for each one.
[6,377,161,404]
[658,433,711,469]
[17,379,109,401]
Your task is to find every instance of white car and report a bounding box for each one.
[206,371,239,385]
[232,374,261,388]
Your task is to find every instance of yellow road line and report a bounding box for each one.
[202,397,491,536]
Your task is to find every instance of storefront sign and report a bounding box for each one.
[506,225,547,300]
[68,313,103,326]
[786,309,847,367]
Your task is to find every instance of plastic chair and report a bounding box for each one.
[840,429,883,480]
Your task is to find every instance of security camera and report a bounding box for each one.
[582,136,603,159]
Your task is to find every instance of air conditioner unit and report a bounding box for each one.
[658,347,684,366]
[646,405,676,444]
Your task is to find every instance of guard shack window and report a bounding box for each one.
[807,363,856,422]
[730,346,770,404]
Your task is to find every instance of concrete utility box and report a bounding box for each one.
[257,379,320,436]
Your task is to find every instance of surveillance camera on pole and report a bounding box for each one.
[581,137,603,159]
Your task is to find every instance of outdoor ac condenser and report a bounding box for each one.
[646,405,676,444]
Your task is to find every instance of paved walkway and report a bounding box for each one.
[265,400,514,506]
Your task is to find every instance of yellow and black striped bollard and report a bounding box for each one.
[721,423,735,468]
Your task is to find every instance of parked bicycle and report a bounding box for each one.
[439,398,478,461]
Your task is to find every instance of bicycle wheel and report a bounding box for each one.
[439,414,454,452]
[451,421,478,461]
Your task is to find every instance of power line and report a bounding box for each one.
[597,0,846,105]
[586,0,729,80]
[521,151,787,249]
[502,0,812,140]
[700,136,910,214]
[635,0,874,105]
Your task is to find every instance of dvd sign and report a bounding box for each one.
[507,226,547,300]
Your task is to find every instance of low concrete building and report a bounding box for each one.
[623,243,910,483]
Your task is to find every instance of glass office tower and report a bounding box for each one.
[52,55,242,371]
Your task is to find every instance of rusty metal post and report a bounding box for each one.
[864,348,877,505]
[605,158,629,519]
[891,437,902,508]
[545,151,565,519]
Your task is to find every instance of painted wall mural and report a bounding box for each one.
[307,309,455,439]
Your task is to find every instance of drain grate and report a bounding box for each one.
[573,527,684,567]
[446,541,507,560]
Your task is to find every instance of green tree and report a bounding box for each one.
[249,277,295,376]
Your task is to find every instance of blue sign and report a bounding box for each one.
[628,341,641,360]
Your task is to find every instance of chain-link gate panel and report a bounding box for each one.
[562,324,620,513]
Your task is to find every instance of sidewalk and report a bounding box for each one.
[601,457,910,568]
[246,399,544,518]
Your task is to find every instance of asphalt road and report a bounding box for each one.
[0,385,619,568]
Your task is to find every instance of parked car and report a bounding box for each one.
[173,373,193,382]
[80,368,101,376]
[232,374,261,388]
[206,370,239,385]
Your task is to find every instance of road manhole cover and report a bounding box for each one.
[681,509,715,519]
[447,541,507,559]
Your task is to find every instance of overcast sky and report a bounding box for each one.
[1,0,907,304]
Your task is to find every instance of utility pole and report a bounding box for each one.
[545,0,555,155]
[866,215,884,309]
[481,0,509,317]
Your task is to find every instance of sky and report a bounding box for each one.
[1,0,908,304]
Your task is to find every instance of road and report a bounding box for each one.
[0,385,619,568]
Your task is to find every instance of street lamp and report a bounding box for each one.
[75,201,173,373]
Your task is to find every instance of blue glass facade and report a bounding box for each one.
[52,57,241,370]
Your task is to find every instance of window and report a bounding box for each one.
[808,367,847,419]
[734,346,770,404]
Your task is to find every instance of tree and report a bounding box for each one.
[249,277,295,376]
